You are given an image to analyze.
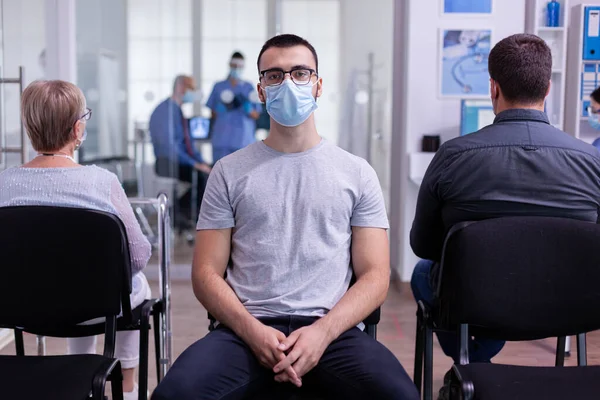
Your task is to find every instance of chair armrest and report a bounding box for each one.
[451,364,475,400]
[363,307,381,326]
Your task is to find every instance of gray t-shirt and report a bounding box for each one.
[197,139,389,318]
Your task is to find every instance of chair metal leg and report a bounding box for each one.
[556,336,566,367]
[459,324,470,366]
[365,324,377,339]
[36,335,46,355]
[139,304,153,400]
[577,333,587,367]
[108,362,124,400]
[424,324,434,400]
[413,308,424,395]
[14,329,24,356]
[153,307,163,384]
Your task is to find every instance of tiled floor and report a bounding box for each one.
[3,252,600,398]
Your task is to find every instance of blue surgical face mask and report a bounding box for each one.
[230,68,243,80]
[182,90,195,104]
[589,113,600,130]
[264,79,318,127]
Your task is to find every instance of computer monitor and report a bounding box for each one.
[189,116,211,140]
[460,99,495,136]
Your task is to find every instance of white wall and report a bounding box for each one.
[76,0,128,160]
[339,0,394,209]
[392,0,526,281]
[1,0,46,168]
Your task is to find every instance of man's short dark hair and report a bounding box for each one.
[592,87,600,104]
[231,51,244,60]
[257,34,318,73]
[488,34,552,104]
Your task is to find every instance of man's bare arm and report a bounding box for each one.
[191,229,257,338]
[192,229,302,385]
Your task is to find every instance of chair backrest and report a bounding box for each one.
[0,206,132,331]
[438,217,600,341]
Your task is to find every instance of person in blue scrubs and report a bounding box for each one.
[206,52,262,162]
[589,87,600,147]
[149,75,212,228]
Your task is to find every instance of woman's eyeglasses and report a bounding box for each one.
[80,107,92,121]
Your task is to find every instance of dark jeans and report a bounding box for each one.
[152,316,419,400]
[155,158,208,227]
[410,259,505,363]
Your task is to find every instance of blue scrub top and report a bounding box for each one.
[149,98,204,166]
[206,79,262,150]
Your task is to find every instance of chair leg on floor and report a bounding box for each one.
[153,308,163,384]
[139,305,153,400]
[110,364,124,400]
[556,336,566,367]
[413,309,424,395]
[14,329,24,356]
[424,324,434,400]
[577,333,587,367]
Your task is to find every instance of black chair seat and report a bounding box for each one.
[20,299,161,338]
[454,363,600,400]
[0,354,119,400]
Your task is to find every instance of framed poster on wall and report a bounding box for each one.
[439,29,492,98]
[442,0,493,16]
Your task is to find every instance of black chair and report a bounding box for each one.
[417,217,600,399]
[0,206,165,400]
[0,206,129,400]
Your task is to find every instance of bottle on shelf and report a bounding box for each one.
[547,0,561,27]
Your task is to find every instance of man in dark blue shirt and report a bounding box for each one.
[149,75,212,227]
[410,33,600,384]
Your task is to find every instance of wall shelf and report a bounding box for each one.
[565,4,600,142]
[526,0,569,131]
[538,26,566,32]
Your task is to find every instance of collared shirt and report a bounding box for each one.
[206,79,262,150]
[149,98,204,166]
[411,108,600,262]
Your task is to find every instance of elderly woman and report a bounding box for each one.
[0,80,150,399]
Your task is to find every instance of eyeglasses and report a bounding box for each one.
[259,68,317,87]
[80,108,92,121]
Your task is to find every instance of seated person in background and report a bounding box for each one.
[410,33,600,398]
[0,80,152,400]
[149,75,212,227]
[152,34,419,400]
[206,51,262,162]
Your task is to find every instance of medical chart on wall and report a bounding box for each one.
[443,0,493,15]
[439,29,492,97]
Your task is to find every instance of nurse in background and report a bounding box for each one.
[206,51,262,162]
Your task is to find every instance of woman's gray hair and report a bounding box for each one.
[21,80,86,152]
